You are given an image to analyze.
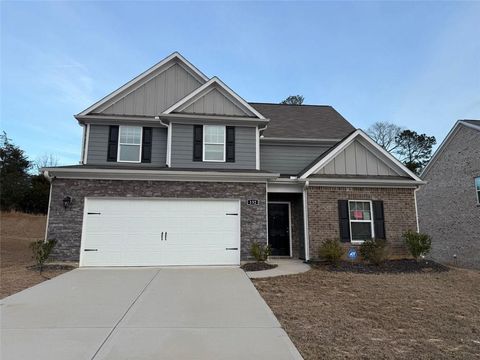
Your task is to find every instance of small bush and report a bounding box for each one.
[403,230,431,259]
[250,242,271,262]
[29,239,56,273]
[359,238,389,265]
[318,238,345,265]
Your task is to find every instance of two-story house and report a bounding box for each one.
[417,120,480,269]
[43,52,424,266]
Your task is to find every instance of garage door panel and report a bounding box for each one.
[81,198,240,267]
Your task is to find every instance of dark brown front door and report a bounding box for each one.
[268,203,290,256]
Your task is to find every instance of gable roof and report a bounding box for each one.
[250,103,355,140]
[299,129,423,182]
[163,77,266,119]
[421,119,480,177]
[78,52,208,116]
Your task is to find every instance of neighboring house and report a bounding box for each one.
[43,52,423,266]
[417,120,480,269]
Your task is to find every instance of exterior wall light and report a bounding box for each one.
[63,196,73,209]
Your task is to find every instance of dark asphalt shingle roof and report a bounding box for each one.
[249,103,356,140]
[462,120,480,128]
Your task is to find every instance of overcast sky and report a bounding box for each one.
[1,1,479,165]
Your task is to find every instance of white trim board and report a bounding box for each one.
[163,77,266,120]
[300,129,423,182]
[78,52,209,116]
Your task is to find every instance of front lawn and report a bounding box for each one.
[0,212,74,298]
[253,265,480,360]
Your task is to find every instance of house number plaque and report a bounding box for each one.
[247,199,259,205]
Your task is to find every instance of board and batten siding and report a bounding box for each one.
[260,144,331,175]
[99,62,202,116]
[181,88,249,117]
[86,125,167,166]
[316,140,400,176]
[170,124,257,169]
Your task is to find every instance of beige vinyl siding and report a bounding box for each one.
[170,124,256,169]
[260,144,331,175]
[181,89,248,117]
[86,125,167,166]
[100,63,202,116]
[317,140,400,176]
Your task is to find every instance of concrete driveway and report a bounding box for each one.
[1,267,302,360]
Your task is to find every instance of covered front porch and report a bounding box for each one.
[267,183,306,260]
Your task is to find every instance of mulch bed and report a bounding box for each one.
[241,262,278,272]
[313,259,449,274]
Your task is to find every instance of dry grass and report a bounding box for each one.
[253,266,480,360]
[1,212,73,298]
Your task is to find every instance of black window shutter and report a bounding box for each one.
[338,200,350,242]
[193,125,203,161]
[226,126,235,162]
[372,200,386,239]
[107,125,119,162]
[141,127,152,163]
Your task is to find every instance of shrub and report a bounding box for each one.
[29,239,56,273]
[250,242,271,262]
[403,230,431,259]
[318,238,345,265]
[359,238,389,265]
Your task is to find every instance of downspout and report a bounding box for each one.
[43,171,53,242]
[302,180,310,261]
[257,124,268,171]
[83,123,90,164]
[414,187,420,233]
[156,116,171,167]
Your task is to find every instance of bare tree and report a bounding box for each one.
[367,121,402,152]
[34,153,59,174]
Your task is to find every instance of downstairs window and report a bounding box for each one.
[348,200,374,243]
[476,177,480,204]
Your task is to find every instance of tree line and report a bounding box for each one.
[0,132,57,214]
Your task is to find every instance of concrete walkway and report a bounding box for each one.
[247,259,311,278]
[1,267,302,360]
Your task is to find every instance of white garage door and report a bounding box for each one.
[80,198,240,267]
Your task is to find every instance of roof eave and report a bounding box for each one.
[42,167,279,182]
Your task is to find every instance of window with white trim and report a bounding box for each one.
[118,126,142,162]
[476,177,480,204]
[203,125,225,162]
[348,200,374,242]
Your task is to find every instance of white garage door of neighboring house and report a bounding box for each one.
[80,198,240,267]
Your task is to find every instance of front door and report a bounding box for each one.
[268,202,291,256]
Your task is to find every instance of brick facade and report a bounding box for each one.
[307,186,418,259]
[47,179,267,261]
[417,125,480,269]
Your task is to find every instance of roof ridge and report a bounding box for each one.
[248,102,333,108]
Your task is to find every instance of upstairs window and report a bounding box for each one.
[203,125,225,162]
[476,177,480,204]
[348,200,374,242]
[118,126,142,162]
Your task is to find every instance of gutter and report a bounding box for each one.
[293,177,426,187]
[42,167,280,182]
